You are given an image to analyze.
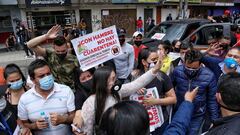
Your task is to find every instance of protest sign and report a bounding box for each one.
[130,87,164,132]
[71,25,122,71]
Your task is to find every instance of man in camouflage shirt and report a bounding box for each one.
[27,25,79,91]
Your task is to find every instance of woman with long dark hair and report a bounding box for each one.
[73,56,162,135]
[132,48,176,135]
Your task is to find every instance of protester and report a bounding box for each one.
[132,31,147,61]
[18,59,75,134]
[113,28,134,83]
[158,41,173,75]
[202,46,240,80]
[67,41,76,56]
[166,13,173,21]
[79,18,87,36]
[171,50,219,135]
[27,25,79,90]
[204,73,240,135]
[96,88,198,135]
[172,40,182,53]
[208,10,232,23]
[72,55,162,135]
[146,19,155,32]
[136,17,143,32]
[5,33,18,51]
[132,48,176,134]
[4,64,27,116]
[171,42,192,68]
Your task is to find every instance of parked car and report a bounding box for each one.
[141,19,211,48]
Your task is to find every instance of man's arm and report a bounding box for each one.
[127,46,135,76]
[208,75,220,122]
[27,25,61,57]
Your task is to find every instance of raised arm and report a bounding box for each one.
[119,52,163,98]
[27,25,61,57]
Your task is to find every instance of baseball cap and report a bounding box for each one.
[132,31,143,38]
[224,58,238,69]
[117,28,126,37]
[224,10,230,15]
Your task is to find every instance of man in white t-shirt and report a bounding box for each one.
[18,59,75,135]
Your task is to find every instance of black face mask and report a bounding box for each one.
[81,79,93,93]
[119,39,125,46]
[111,80,122,93]
[174,48,180,53]
[184,66,200,79]
[134,41,142,47]
[56,53,67,60]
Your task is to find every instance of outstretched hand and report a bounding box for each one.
[206,42,222,57]
[45,25,61,39]
[152,50,164,74]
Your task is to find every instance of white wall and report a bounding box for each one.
[161,8,178,22]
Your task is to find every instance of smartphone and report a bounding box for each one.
[71,124,82,133]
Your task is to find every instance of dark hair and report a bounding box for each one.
[172,40,181,47]
[185,50,202,64]
[4,64,26,84]
[53,36,66,46]
[74,67,95,95]
[97,101,149,135]
[137,48,156,74]
[28,59,49,79]
[229,46,240,52]
[158,40,171,54]
[180,41,192,50]
[218,73,240,111]
[93,66,120,125]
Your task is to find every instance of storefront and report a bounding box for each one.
[24,0,76,36]
[0,0,20,44]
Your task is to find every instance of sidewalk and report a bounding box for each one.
[0,50,35,76]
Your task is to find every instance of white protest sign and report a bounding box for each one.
[130,87,164,132]
[151,33,166,40]
[71,25,122,71]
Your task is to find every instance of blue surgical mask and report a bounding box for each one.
[39,75,54,91]
[8,79,23,90]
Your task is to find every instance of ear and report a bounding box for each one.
[142,59,148,67]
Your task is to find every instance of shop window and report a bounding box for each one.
[0,16,12,28]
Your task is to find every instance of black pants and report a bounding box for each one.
[22,42,34,56]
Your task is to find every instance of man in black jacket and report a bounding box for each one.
[206,73,240,135]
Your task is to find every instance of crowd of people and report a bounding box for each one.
[0,18,240,135]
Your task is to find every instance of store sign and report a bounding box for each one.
[215,2,234,6]
[165,0,201,3]
[0,0,17,5]
[112,0,159,3]
[26,0,71,7]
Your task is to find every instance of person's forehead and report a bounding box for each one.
[228,49,240,55]
[34,66,50,75]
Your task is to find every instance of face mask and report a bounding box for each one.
[39,75,54,91]
[81,79,93,92]
[174,48,180,53]
[8,79,23,90]
[184,66,200,79]
[0,97,7,112]
[134,41,142,47]
[148,62,156,69]
[56,53,67,60]
[119,39,125,46]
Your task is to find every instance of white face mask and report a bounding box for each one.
[0,97,7,112]
[148,62,155,69]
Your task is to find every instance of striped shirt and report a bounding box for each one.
[18,82,75,135]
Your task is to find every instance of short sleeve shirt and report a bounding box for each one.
[44,49,79,90]
[18,83,75,135]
